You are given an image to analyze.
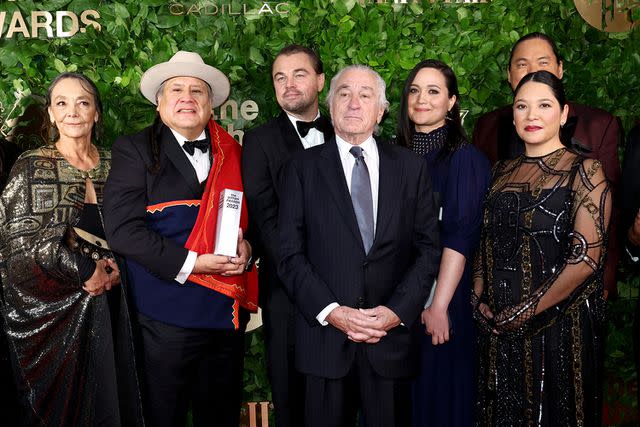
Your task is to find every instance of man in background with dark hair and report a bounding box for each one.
[472,31,622,298]
[242,44,333,427]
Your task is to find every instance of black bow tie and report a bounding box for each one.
[296,117,329,138]
[182,139,209,156]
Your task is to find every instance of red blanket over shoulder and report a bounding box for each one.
[185,120,258,312]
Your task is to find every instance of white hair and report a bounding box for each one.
[325,64,389,113]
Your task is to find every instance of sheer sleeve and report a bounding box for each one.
[493,159,611,335]
[471,160,501,332]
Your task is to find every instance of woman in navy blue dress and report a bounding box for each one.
[397,60,490,427]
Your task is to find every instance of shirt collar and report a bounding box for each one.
[286,111,321,138]
[335,134,377,159]
[170,128,207,147]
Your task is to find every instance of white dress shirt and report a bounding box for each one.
[170,128,211,183]
[170,128,211,284]
[317,135,380,325]
[286,112,326,149]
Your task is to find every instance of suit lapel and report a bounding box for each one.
[160,125,202,196]
[277,112,306,154]
[372,139,401,251]
[318,137,364,248]
[277,111,335,152]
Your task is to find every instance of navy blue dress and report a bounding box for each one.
[410,126,490,427]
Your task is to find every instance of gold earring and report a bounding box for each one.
[48,122,59,142]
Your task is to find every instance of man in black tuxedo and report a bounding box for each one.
[242,45,332,427]
[472,32,622,297]
[278,64,441,427]
[104,51,253,427]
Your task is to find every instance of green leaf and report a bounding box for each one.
[248,47,265,65]
[54,58,66,73]
[114,3,131,19]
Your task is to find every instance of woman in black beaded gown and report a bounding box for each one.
[398,59,490,427]
[473,70,611,426]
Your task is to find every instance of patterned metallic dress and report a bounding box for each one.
[0,146,143,426]
[474,148,610,427]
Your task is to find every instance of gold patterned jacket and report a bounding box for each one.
[0,145,113,426]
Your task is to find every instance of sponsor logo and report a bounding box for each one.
[574,0,637,32]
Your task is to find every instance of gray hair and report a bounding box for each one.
[155,79,215,105]
[325,64,390,113]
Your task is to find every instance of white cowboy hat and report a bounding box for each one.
[140,51,230,108]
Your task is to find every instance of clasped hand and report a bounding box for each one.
[192,228,251,276]
[83,258,121,296]
[475,300,536,336]
[326,305,401,344]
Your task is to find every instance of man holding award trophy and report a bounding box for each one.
[104,51,257,427]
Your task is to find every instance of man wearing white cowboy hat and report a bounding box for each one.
[104,50,257,427]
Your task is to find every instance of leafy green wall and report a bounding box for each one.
[1,0,639,145]
[1,0,639,422]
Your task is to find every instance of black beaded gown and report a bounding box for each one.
[474,148,611,427]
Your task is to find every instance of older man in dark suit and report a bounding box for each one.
[242,45,333,427]
[472,32,622,297]
[104,51,255,427]
[278,64,441,427]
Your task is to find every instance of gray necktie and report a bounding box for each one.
[349,146,374,253]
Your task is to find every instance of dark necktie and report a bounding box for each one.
[349,146,374,253]
[296,117,329,138]
[182,139,209,156]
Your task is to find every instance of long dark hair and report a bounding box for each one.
[148,113,164,175]
[513,70,571,147]
[397,59,467,158]
[44,72,103,143]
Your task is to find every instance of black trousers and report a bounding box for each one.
[137,314,245,427]
[263,286,305,427]
[304,346,411,427]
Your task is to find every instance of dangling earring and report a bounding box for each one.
[445,110,453,121]
[48,121,59,143]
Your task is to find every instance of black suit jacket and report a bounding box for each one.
[278,137,440,379]
[105,123,248,329]
[104,124,202,280]
[242,112,333,304]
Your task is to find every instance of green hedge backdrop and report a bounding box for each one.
[1,0,639,424]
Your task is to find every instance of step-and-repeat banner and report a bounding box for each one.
[0,0,638,147]
[0,1,638,425]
